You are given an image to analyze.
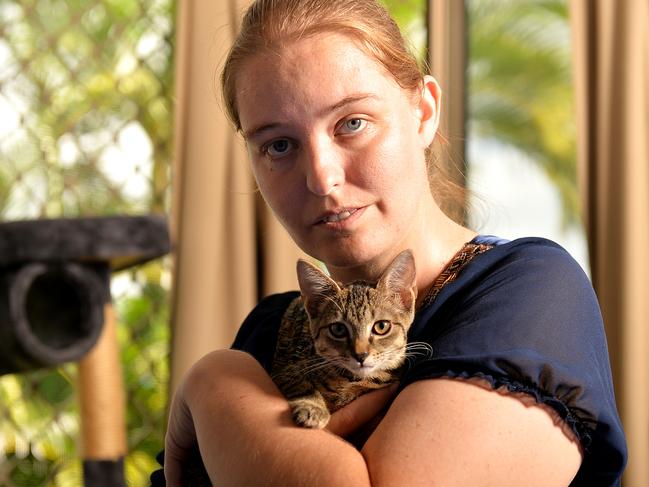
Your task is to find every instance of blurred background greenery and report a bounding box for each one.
[0,0,577,485]
[0,0,174,485]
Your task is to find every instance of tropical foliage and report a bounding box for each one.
[382,0,427,62]
[0,0,174,485]
[467,0,578,224]
[386,0,577,226]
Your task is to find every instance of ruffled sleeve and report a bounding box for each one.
[404,237,627,485]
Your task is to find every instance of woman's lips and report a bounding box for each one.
[318,208,359,224]
[314,206,366,229]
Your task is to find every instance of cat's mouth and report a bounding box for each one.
[346,361,379,378]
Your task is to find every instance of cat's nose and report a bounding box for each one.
[354,352,369,365]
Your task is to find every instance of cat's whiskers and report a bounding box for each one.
[321,356,350,369]
[300,355,361,379]
[303,362,335,374]
[403,342,434,366]
[297,358,335,375]
[371,347,408,370]
[332,361,352,376]
[273,357,331,382]
[406,341,434,357]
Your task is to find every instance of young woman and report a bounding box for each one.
[156,0,627,484]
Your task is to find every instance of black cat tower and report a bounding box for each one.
[0,215,170,487]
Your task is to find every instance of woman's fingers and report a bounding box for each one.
[164,384,197,486]
[326,384,399,439]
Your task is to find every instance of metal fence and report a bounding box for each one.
[0,0,175,485]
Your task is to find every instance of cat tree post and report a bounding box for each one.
[0,215,170,486]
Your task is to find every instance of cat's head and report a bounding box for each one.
[296,250,417,378]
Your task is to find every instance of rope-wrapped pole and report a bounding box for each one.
[78,302,127,487]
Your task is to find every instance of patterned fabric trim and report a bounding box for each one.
[417,242,494,311]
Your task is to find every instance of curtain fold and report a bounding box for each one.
[570,1,649,485]
[169,0,304,394]
[428,0,467,222]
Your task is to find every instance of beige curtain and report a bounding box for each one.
[169,1,305,394]
[571,1,649,485]
[428,0,467,221]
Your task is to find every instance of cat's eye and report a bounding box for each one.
[372,320,392,335]
[328,322,348,339]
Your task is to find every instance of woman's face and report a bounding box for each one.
[236,32,440,272]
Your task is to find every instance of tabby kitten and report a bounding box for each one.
[168,251,418,486]
[271,249,418,429]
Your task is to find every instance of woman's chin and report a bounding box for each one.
[307,237,386,269]
[317,247,404,279]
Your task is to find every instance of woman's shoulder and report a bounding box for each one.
[447,235,595,306]
[414,234,604,353]
[408,235,627,484]
[471,234,586,271]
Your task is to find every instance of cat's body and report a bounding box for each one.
[271,250,418,429]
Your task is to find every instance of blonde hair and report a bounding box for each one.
[220,0,466,222]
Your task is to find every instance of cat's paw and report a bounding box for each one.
[290,402,330,429]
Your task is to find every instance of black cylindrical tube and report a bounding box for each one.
[0,262,105,374]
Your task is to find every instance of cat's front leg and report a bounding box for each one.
[289,391,330,429]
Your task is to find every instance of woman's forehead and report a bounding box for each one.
[234,32,403,127]
[239,32,388,84]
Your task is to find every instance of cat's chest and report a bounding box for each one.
[320,374,389,409]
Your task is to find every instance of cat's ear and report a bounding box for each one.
[377,249,417,311]
[296,259,341,316]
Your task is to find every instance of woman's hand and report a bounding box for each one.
[163,369,204,486]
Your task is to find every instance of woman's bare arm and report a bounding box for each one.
[165,349,381,486]
[362,377,583,486]
[166,350,582,486]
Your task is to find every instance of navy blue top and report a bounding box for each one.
[231,236,627,485]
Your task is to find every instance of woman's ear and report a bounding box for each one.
[415,75,442,147]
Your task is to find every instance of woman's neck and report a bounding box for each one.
[411,218,477,309]
[326,202,476,301]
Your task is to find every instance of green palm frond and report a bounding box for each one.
[468,0,578,225]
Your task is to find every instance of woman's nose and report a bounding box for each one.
[303,139,345,196]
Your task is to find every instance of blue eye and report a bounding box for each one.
[340,118,366,134]
[265,139,293,157]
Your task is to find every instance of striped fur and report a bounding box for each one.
[271,250,417,428]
